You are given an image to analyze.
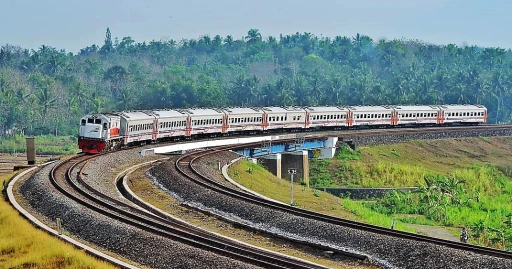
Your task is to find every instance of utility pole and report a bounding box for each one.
[288,168,297,205]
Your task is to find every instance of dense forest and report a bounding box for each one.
[1,28,511,136]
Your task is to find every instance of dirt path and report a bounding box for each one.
[406,223,460,242]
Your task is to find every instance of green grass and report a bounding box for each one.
[0,173,116,269]
[0,135,79,155]
[229,161,414,232]
[308,137,512,250]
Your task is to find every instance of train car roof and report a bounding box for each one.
[395,105,440,111]
[222,107,265,114]
[152,109,188,118]
[262,106,305,113]
[81,113,120,120]
[439,104,487,110]
[117,111,156,120]
[347,105,394,112]
[304,106,350,112]
[178,108,225,116]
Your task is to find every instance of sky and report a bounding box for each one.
[0,0,510,54]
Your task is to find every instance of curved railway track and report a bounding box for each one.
[23,124,511,268]
[172,144,512,260]
[49,152,328,268]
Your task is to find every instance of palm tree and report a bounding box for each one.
[35,86,56,126]
[245,29,262,44]
[274,78,294,106]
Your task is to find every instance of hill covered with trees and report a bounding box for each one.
[0,28,511,136]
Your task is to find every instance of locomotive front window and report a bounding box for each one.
[88,118,94,123]
[95,119,101,124]
[81,119,86,126]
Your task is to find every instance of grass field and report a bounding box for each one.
[0,173,116,269]
[0,135,79,155]
[228,161,415,233]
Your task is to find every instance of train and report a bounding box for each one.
[78,104,487,153]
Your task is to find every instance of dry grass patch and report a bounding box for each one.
[0,173,116,269]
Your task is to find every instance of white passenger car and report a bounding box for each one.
[348,106,394,126]
[186,108,225,136]
[119,111,156,144]
[223,107,265,133]
[153,109,189,138]
[395,105,441,125]
[304,106,350,128]
[441,104,487,124]
[262,107,307,130]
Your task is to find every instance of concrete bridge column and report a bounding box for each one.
[260,153,282,178]
[282,150,309,187]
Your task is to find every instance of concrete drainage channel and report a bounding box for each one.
[6,162,139,269]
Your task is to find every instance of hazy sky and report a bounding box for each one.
[1,0,510,53]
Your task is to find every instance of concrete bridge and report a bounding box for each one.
[141,135,341,187]
[234,137,339,187]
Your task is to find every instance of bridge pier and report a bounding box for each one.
[282,150,309,187]
[261,153,282,179]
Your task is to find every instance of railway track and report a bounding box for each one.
[19,124,511,268]
[171,144,512,261]
[49,151,328,268]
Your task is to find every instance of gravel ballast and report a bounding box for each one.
[17,155,262,269]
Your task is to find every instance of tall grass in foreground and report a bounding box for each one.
[0,173,115,269]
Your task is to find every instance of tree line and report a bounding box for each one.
[0,28,511,136]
